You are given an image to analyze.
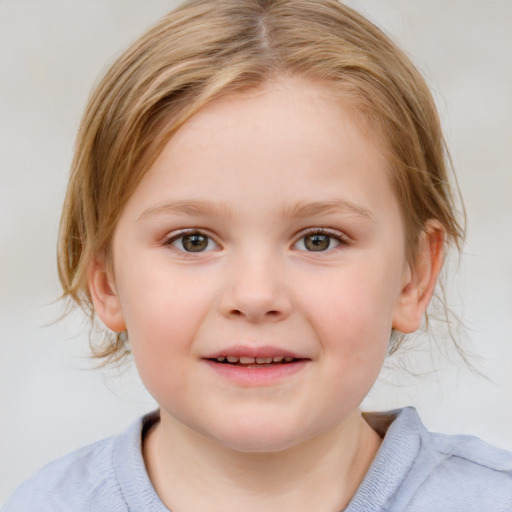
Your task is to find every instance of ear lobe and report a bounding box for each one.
[392,222,445,333]
[88,256,126,332]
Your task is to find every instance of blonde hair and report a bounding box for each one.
[58,0,464,364]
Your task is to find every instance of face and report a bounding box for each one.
[98,75,415,452]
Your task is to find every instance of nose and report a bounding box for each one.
[218,253,292,323]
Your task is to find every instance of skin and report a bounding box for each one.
[89,74,444,511]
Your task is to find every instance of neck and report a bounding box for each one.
[143,409,382,512]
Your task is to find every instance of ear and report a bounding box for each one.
[392,221,445,333]
[87,255,126,332]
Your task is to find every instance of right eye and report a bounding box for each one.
[166,232,218,253]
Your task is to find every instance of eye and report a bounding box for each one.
[294,229,344,252]
[166,231,218,253]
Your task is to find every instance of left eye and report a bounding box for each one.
[294,232,342,252]
[168,232,217,252]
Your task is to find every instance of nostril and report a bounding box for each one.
[229,309,281,319]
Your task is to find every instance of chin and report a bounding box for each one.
[217,433,303,454]
[205,418,312,454]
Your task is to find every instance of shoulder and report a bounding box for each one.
[2,436,122,512]
[399,408,512,511]
[412,429,512,510]
[359,407,512,512]
[2,414,152,512]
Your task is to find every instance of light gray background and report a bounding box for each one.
[1,0,511,505]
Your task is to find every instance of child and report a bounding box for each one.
[4,0,511,510]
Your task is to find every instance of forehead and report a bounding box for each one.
[122,75,401,229]
[174,76,380,158]
[154,77,383,181]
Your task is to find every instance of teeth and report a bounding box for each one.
[215,355,297,364]
[256,357,273,364]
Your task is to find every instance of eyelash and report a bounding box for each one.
[163,229,219,253]
[294,228,348,253]
[162,228,349,254]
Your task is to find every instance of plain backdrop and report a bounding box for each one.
[1,0,511,505]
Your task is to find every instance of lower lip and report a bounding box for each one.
[203,359,309,386]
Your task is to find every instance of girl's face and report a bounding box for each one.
[96,75,418,452]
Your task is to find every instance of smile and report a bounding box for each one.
[211,355,297,367]
[203,347,309,385]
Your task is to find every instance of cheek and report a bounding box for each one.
[116,265,214,393]
[124,295,191,396]
[299,282,391,431]
[299,259,400,375]
[306,264,399,337]
[118,254,210,336]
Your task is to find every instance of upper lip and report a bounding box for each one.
[203,345,309,360]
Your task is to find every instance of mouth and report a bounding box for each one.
[208,355,300,368]
[203,346,310,384]
[203,347,309,385]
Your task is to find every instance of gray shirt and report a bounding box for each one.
[3,407,512,511]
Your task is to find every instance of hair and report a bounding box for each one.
[58,0,465,364]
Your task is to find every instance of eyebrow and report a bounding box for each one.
[282,200,374,222]
[138,200,233,221]
[138,198,373,222]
